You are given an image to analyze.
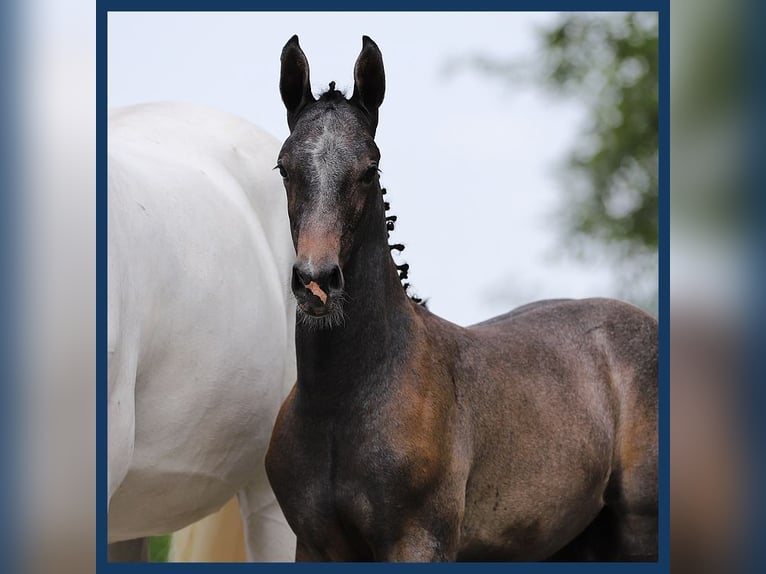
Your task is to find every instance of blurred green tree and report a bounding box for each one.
[452,13,658,312]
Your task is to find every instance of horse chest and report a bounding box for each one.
[269,395,447,560]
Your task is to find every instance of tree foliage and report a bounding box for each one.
[545,13,658,311]
[454,13,659,310]
[543,13,658,253]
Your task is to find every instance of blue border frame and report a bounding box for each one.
[745,1,766,571]
[0,0,20,572]
[656,4,669,571]
[103,0,663,11]
[97,2,108,569]
[97,2,669,572]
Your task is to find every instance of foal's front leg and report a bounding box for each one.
[376,485,465,562]
[373,455,467,561]
[380,523,460,562]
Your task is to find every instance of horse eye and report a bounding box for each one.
[362,166,378,184]
[276,164,288,179]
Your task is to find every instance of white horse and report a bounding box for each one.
[169,496,248,561]
[107,102,297,561]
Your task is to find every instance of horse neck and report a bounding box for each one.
[295,195,415,398]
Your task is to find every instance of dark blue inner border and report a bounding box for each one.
[656,6,669,571]
[104,0,663,11]
[98,1,108,569]
[745,1,766,572]
[0,0,20,572]
[97,2,669,571]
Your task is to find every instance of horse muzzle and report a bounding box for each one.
[291,261,345,317]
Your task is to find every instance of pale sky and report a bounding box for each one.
[108,11,619,326]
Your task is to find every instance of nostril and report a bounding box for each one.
[292,265,311,292]
[298,268,312,285]
[292,263,342,297]
[327,266,344,291]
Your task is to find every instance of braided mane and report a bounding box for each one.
[382,187,427,307]
[318,81,346,102]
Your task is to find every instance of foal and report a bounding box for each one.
[265,35,658,562]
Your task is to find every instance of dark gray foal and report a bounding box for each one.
[266,35,658,562]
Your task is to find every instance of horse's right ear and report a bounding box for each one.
[280,35,315,130]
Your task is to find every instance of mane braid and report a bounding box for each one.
[318,81,346,101]
[382,186,428,308]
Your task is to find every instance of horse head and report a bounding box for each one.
[277,35,386,327]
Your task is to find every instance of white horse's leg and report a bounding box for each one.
[108,537,148,562]
[237,466,296,562]
[169,497,247,562]
[107,348,137,509]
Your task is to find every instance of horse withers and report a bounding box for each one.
[108,103,297,561]
[265,36,658,562]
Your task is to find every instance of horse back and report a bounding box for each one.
[467,297,657,463]
[469,297,657,406]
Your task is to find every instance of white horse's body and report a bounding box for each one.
[107,102,296,560]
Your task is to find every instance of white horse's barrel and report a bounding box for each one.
[107,102,296,560]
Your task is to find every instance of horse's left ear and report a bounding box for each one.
[351,36,385,134]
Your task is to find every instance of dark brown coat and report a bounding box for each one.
[265,35,658,562]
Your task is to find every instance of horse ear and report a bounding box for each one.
[351,36,385,133]
[280,35,315,130]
